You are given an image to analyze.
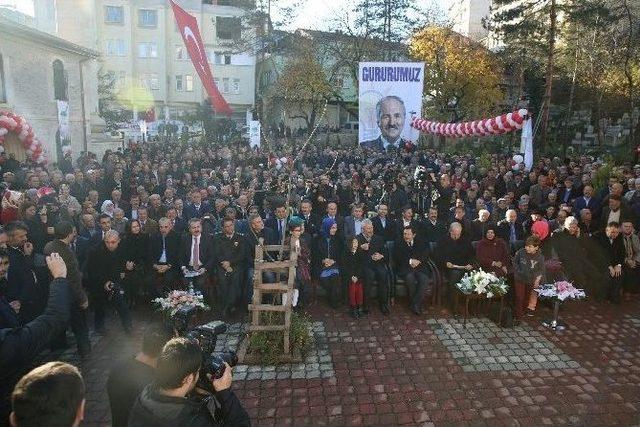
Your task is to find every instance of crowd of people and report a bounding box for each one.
[1,134,640,424]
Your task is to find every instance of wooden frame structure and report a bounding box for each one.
[238,239,299,363]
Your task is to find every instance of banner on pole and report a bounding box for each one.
[56,100,70,141]
[358,62,424,150]
[521,118,533,171]
[249,120,261,148]
[170,0,232,115]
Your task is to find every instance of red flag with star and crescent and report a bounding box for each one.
[170,0,232,116]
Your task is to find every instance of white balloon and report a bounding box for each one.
[513,154,524,164]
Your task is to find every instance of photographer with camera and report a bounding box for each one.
[128,337,250,427]
[0,253,71,424]
[106,325,174,427]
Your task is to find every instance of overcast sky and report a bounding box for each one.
[272,0,454,31]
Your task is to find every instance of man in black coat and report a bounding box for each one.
[85,230,132,334]
[243,214,277,305]
[595,221,626,304]
[357,219,390,314]
[395,225,432,315]
[422,207,447,248]
[496,209,525,253]
[128,337,250,427]
[5,222,44,324]
[0,253,70,423]
[213,219,245,317]
[184,189,211,221]
[372,204,397,243]
[295,199,319,238]
[148,218,181,295]
[264,202,290,244]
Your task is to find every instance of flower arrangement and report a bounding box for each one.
[535,281,586,301]
[153,290,210,317]
[456,269,509,298]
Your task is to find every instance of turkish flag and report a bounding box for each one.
[170,0,232,116]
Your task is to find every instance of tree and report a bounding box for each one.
[271,46,333,131]
[409,27,503,121]
[354,0,430,44]
[97,68,131,130]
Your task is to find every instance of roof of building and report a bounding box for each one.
[0,14,99,59]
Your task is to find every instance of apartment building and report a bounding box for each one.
[56,0,256,123]
[448,0,491,42]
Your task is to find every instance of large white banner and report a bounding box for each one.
[57,100,70,141]
[358,62,424,150]
[249,120,261,148]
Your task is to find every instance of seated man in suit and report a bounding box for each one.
[470,209,495,243]
[357,219,390,315]
[265,202,289,244]
[181,218,215,298]
[295,199,319,238]
[243,214,277,305]
[423,207,446,248]
[213,219,245,318]
[395,225,432,315]
[165,207,186,233]
[439,222,475,308]
[395,206,422,239]
[573,185,600,219]
[148,218,181,295]
[497,209,525,254]
[138,207,159,235]
[360,95,416,152]
[184,189,211,221]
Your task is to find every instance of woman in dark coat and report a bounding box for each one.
[475,226,511,278]
[121,219,149,307]
[316,218,343,308]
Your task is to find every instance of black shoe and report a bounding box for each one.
[381,306,390,315]
[350,308,358,318]
[358,306,367,316]
[410,305,421,316]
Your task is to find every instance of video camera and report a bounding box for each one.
[413,166,429,190]
[173,307,238,394]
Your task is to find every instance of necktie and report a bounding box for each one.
[193,236,200,269]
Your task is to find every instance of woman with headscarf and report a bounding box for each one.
[121,219,149,307]
[101,200,115,218]
[315,217,343,308]
[475,226,511,278]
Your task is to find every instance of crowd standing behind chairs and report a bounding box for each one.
[0,136,640,423]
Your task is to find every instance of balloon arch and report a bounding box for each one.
[0,110,47,164]
[410,109,529,138]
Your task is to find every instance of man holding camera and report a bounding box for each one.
[128,337,250,426]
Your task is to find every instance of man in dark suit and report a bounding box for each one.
[138,207,159,235]
[560,177,579,205]
[596,221,626,303]
[470,209,495,243]
[573,185,600,218]
[148,218,181,295]
[395,206,422,239]
[243,214,277,305]
[181,218,216,295]
[360,95,415,152]
[357,219,390,315]
[5,222,45,324]
[184,190,211,221]
[319,201,344,240]
[496,209,525,253]
[395,225,432,315]
[343,203,366,243]
[166,207,186,234]
[214,219,245,317]
[265,202,290,244]
[422,207,446,247]
[373,204,397,242]
[600,195,633,232]
[295,199,319,238]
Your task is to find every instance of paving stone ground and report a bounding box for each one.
[50,295,640,426]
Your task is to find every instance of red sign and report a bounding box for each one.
[170,0,232,115]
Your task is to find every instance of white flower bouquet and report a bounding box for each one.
[456,269,508,298]
[153,290,210,317]
[535,281,586,301]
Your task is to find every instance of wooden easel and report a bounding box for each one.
[237,238,299,363]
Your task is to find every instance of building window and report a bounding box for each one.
[222,77,230,93]
[232,78,240,94]
[185,75,194,92]
[138,9,157,27]
[176,46,187,60]
[224,55,231,65]
[216,17,241,40]
[138,42,157,58]
[106,39,126,56]
[175,75,183,91]
[105,5,124,24]
[53,60,68,101]
[141,73,159,90]
[0,54,6,103]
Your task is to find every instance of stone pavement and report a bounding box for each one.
[51,296,640,427]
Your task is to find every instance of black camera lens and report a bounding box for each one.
[205,351,238,379]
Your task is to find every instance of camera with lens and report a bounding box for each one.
[175,311,238,394]
[413,166,428,190]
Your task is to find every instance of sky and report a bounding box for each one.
[272,0,454,32]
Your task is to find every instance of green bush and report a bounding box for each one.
[247,311,313,365]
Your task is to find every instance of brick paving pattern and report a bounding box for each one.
[49,297,640,426]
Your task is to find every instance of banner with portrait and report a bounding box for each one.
[358,62,425,150]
